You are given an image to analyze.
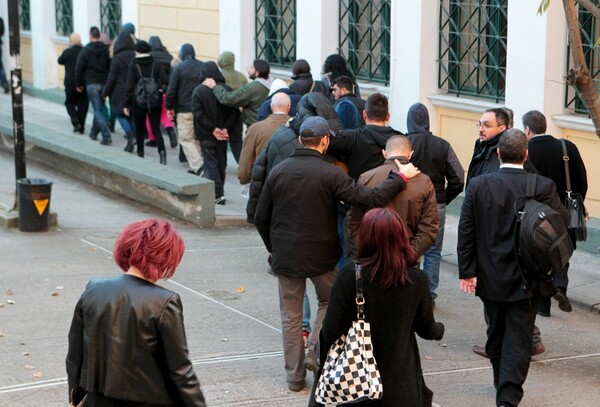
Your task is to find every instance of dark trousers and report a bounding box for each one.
[484,297,540,407]
[133,105,164,156]
[200,139,228,197]
[229,122,243,163]
[65,86,89,130]
[86,391,173,406]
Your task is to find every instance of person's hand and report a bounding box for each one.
[123,107,130,117]
[394,160,420,179]
[203,78,216,89]
[213,128,229,141]
[76,86,84,93]
[460,277,477,295]
[167,109,175,120]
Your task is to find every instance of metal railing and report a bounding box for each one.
[339,0,390,85]
[438,0,507,102]
[19,0,31,31]
[55,0,73,37]
[255,0,296,69]
[100,0,122,40]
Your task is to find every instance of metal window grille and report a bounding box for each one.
[55,0,73,37]
[438,0,507,102]
[339,0,391,85]
[255,0,296,69]
[564,2,600,115]
[19,0,31,31]
[100,0,122,40]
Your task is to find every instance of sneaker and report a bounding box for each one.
[89,134,98,141]
[532,342,546,356]
[553,290,572,312]
[100,139,113,146]
[304,349,318,372]
[187,166,204,176]
[215,196,226,205]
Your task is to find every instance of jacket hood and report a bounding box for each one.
[179,43,195,60]
[113,32,135,54]
[86,41,108,56]
[290,93,342,134]
[200,61,225,84]
[148,36,167,52]
[217,51,235,70]
[406,102,430,134]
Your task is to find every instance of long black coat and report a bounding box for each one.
[102,33,135,114]
[58,44,84,88]
[308,265,444,407]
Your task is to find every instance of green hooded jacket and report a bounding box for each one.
[217,51,248,90]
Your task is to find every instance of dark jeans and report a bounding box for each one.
[229,122,243,163]
[86,83,111,141]
[484,297,540,407]
[200,139,228,197]
[133,105,164,156]
[64,86,89,130]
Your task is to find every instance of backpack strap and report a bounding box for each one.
[135,62,143,78]
[355,263,365,320]
[514,174,537,297]
[525,173,537,199]
[560,139,572,195]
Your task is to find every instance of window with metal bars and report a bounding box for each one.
[255,0,296,69]
[100,0,122,40]
[564,2,600,115]
[19,0,31,31]
[438,0,507,102]
[339,0,390,85]
[55,0,73,37]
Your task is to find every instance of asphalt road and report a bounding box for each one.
[1,150,599,407]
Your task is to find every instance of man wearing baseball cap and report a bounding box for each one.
[254,116,420,392]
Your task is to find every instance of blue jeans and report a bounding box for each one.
[422,203,446,299]
[117,114,135,135]
[86,83,111,141]
[302,292,311,332]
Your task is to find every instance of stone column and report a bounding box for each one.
[30,0,59,88]
[219,0,254,73]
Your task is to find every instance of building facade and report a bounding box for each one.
[2,0,598,215]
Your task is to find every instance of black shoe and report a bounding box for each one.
[166,127,178,148]
[187,166,204,176]
[159,151,167,165]
[73,124,83,133]
[553,290,572,312]
[89,134,98,141]
[100,139,113,146]
[145,140,157,147]
[124,139,135,153]
[215,196,226,205]
[537,306,551,317]
[2,83,9,94]
[179,146,188,163]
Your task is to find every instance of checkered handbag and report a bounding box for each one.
[314,264,383,404]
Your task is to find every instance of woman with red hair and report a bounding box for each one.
[66,219,206,406]
[309,208,445,407]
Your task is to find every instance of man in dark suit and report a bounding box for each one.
[522,110,588,317]
[458,129,569,407]
[58,33,89,134]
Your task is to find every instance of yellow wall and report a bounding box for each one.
[56,42,69,89]
[436,107,600,217]
[138,0,220,63]
[21,38,33,83]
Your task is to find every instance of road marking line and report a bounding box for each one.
[80,238,113,254]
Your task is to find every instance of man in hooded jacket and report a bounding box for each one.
[166,44,204,175]
[407,102,465,301]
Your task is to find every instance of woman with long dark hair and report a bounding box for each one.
[309,208,445,406]
[66,219,206,406]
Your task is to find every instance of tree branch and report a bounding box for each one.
[576,0,600,21]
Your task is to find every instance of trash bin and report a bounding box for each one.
[17,178,53,232]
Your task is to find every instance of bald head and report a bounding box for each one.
[69,33,82,46]
[383,135,412,159]
[270,92,291,114]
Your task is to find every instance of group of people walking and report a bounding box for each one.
[63,35,588,407]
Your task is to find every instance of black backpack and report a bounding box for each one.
[135,62,160,110]
[514,174,573,283]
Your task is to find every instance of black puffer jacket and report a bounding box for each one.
[102,32,136,114]
[74,41,110,86]
[246,93,342,223]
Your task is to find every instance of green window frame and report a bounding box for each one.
[339,0,391,85]
[100,0,122,40]
[438,0,508,102]
[564,2,600,115]
[19,0,31,31]
[56,0,73,37]
[255,0,296,69]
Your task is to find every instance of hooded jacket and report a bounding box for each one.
[74,40,110,86]
[166,44,204,113]
[191,62,241,141]
[212,78,271,127]
[148,36,173,81]
[217,51,248,90]
[406,102,465,205]
[102,32,136,114]
[256,88,301,121]
[246,93,342,223]
[124,54,169,111]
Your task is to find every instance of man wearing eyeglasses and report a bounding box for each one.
[466,108,510,185]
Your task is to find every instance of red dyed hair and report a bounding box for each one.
[113,219,185,282]
[356,208,417,288]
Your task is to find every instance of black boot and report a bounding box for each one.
[137,151,144,158]
[166,127,178,148]
[124,134,135,153]
[159,150,167,165]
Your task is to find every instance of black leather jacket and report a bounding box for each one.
[66,274,206,406]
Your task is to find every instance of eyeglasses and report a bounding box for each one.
[476,122,499,130]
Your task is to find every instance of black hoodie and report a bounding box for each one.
[191,61,240,141]
[406,102,465,205]
[102,33,136,113]
[74,40,110,86]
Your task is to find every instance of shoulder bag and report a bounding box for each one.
[314,263,383,404]
[560,139,588,242]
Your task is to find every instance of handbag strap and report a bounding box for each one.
[355,263,365,320]
[560,138,572,194]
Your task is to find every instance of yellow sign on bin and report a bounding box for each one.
[33,199,49,215]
